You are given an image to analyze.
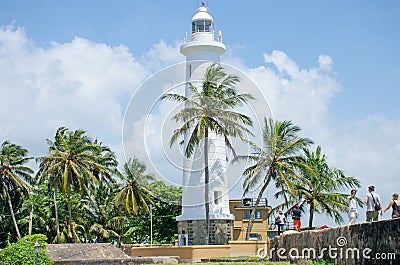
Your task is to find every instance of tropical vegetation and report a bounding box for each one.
[274,145,362,228]
[241,118,313,240]
[0,128,181,249]
[242,120,362,237]
[0,141,33,239]
[0,234,53,265]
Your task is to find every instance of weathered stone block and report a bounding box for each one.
[178,219,233,245]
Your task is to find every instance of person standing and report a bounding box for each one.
[275,210,286,235]
[291,204,302,232]
[383,193,400,219]
[365,185,383,222]
[348,189,358,225]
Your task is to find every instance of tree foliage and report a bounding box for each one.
[0,129,181,247]
[281,145,362,228]
[115,158,154,215]
[36,127,117,243]
[0,234,53,265]
[0,140,33,239]
[241,118,312,239]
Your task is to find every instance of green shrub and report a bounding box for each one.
[0,234,53,265]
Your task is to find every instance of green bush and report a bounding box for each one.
[0,234,53,265]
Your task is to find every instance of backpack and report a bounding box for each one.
[393,200,400,217]
[275,216,281,225]
[371,193,381,211]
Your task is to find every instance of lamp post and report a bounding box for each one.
[34,240,40,265]
[150,205,153,246]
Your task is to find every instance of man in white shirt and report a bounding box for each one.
[348,189,358,225]
[364,185,383,222]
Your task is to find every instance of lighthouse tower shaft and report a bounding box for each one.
[176,5,233,246]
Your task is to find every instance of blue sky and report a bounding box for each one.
[1,0,399,226]
[2,0,399,120]
[2,1,399,115]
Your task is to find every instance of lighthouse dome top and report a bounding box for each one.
[192,6,214,22]
[180,2,226,57]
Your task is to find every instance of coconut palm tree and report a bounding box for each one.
[36,127,73,243]
[115,158,154,215]
[90,139,118,186]
[81,139,120,241]
[162,63,254,244]
[57,217,86,243]
[36,127,115,243]
[0,140,33,239]
[35,155,63,243]
[241,118,313,240]
[83,181,121,243]
[292,146,362,228]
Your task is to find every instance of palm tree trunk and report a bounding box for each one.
[204,128,210,245]
[28,202,33,235]
[119,216,126,247]
[67,173,77,243]
[54,188,61,244]
[4,184,21,239]
[245,169,272,241]
[245,182,268,240]
[308,200,314,229]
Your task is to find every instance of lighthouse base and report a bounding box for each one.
[177,219,233,245]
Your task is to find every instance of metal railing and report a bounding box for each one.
[268,215,294,230]
[182,31,223,44]
[235,198,269,208]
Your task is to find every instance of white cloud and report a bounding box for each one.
[318,54,333,71]
[0,23,30,52]
[140,40,183,71]
[244,50,341,138]
[0,25,148,158]
[328,115,400,187]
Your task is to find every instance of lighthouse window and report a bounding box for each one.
[214,190,222,205]
[204,21,212,31]
[197,21,205,32]
[192,20,213,33]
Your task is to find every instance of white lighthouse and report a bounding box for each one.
[177,3,234,246]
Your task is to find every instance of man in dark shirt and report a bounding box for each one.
[291,204,302,232]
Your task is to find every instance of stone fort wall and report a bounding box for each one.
[269,218,400,265]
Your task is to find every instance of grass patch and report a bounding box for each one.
[149,257,289,264]
[203,256,269,262]
[150,261,290,265]
[201,256,334,265]
[147,258,334,264]
[147,256,333,264]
